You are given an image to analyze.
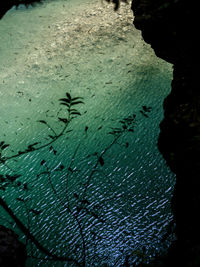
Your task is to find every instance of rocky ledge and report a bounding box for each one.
[132,0,200,266]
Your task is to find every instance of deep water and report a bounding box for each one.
[0,0,176,266]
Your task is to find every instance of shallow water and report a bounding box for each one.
[0,0,176,266]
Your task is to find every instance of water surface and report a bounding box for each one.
[0,0,176,265]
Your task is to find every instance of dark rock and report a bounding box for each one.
[131,0,198,64]
[132,0,200,265]
[0,225,27,267]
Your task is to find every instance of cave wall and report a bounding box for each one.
[131,0,200,265]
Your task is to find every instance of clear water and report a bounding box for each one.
[0,0,176,266]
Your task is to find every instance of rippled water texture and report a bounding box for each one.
[0,0,176,266]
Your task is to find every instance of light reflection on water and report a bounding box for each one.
[0,0,176,266]
[1,120,175,266]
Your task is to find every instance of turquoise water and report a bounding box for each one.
[0,0,176,266]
